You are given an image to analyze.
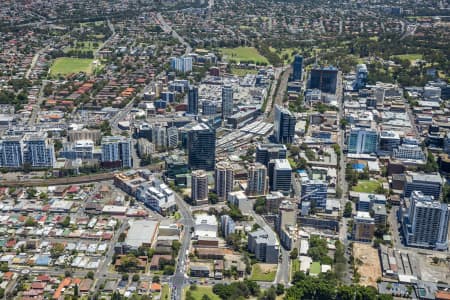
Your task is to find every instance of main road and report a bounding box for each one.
[239,197,290,286]
[155,13,192,55]
[171,193,194,300]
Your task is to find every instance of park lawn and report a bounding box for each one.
[239,25,254,30]
[352,180,382,193]
[50,58,95,76]
[64,41,103,53]
[250,263,277,281]
[231,67,258,76]
[280,48,300,64]
[161,284,170,300]
[392,54,423,62]
[291,259,300,277]
[310,262,321,276]
[220,47,269,64]
[80,21,105,27]
[185,286,220,300]
[270,47,319,65]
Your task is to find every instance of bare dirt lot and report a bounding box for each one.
[418,254,450,283]
[353,243,382,287]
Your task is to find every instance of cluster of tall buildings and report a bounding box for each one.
[0,133,55,169]
[61,135,134,169]
[186,84,234,121]
[186,85,220,116]
[254,144,292,195]
[101,136,132,168]
[134,123,179,150]
[348,128,426,163]
[170,56,193,73]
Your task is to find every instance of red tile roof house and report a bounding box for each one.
[36,274,51,282]
[3,271,14,281]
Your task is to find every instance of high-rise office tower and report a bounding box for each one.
[274,105,296,144]
[271,159,292,195]
[187,86,199,115]
[309,66,338,94]
[202,100,217,115]
[256,144,287,167]
[187,123,216,171]
[191,170,209,206]
[292,55,303,81]
[402,191,449,250]
[347,128,378,154]
[101,136,132,168]
[215,161,234,201]
[247,162,268,196]
[221,85,233,119]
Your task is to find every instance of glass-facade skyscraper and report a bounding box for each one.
[187,86,199,115]
[221,85,233,119]
[187,123,216,171]
[309,66,338,94]
[274,105,296,144]
[292,55,303,81]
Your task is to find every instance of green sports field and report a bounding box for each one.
[352,180,382,193]
[50,58,95,76]
[220,47,269,64]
